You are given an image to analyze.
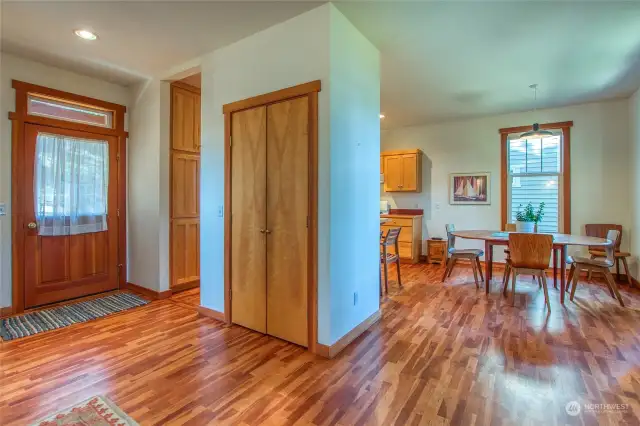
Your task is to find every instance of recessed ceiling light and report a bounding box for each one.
[379,114,386,119]
[74,29,98,40]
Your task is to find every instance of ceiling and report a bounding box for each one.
[2,1,640,128]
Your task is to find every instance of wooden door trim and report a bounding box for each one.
[9,80,128,314]
[171,81,201,95]
[222,80,321,115]
[223,81,320,354]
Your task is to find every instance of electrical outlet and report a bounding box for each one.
[353,292,358,306]
[218,205,224,217]
[0,203,6,216]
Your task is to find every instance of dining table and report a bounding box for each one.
[450,230,612,304]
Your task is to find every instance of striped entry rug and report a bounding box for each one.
[0,293,149,341]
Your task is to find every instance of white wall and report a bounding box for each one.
[0,53,130,308]
[200,3,380,345]
[127,79,164,291]
[382,99,632,264]
[328,7,380,343]
[630,90,640,279]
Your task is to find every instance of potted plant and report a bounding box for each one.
[515,202,545,233]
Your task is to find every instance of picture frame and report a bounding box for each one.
[449,172,491,205]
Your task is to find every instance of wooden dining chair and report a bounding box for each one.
[502,233,553,310]
[442,224,484,288]
[567,229,625,307]
[381,227,402,295]
[584,224,633,285]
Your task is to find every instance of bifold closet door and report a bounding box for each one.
[231,106,267,333]
[266,96,309,347]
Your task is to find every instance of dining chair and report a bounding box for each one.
[584,224,633,285]
[502,233,553,310]
[567,229,625,307]
[442,224,484,288]
[381,227,402,295]
[503,223,516,259]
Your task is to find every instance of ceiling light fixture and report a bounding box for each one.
[74,29,98,40]
[379,114,385,119]
[520,84,553,139]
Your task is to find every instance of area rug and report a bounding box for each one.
[0,293,149,341]
[31,395,139,426]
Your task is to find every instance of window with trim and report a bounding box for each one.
[507,132,562,233]
[500,122,573,233]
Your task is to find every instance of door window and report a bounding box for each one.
[34,132,109,235]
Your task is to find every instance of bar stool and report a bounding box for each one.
[381,227,402,295]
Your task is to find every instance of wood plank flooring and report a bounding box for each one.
[2,263,640,425]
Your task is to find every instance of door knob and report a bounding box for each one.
[27,222,37,229]
[265,229,272,234]
[259,229,266,234]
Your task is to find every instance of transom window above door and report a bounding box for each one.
[27,94,114,128]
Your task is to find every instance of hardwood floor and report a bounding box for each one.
[2,263,640,425]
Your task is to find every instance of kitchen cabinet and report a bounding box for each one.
[381,149,422,192]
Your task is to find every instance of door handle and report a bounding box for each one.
[259,229,266,234]
[265,229,272,234]
[27,222,37,229]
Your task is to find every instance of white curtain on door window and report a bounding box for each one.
[34,132,109,236]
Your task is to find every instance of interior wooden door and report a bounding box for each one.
[172,86,200,153]
[384,155,403,191]
[401,154,417,191]
[172,218,200,289]
[172,153,200,218]
[231,106,267,333]
[23,124,119,309]
[266,97,309,347]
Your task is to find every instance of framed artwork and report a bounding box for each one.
[449,172,491,205]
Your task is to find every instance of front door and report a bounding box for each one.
[22,124,119,309]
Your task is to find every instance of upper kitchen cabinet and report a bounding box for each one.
[382,149,422,192]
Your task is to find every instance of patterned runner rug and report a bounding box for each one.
[0,293,149,341]
[31,395,139,426]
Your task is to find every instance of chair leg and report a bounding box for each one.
[538,274,542,288]
[570,265,580,301]
[588,257,594,281]
[566,264,575,293]
[383,260,389,295]
[396,258,402,288]
[616,258,621,281]
[511,270,517,306]
[471,259,480,289]
[604,270,625,307]
[622,257,632,285]
[447,259,456,277]
[540,273,551,311]
[476,257,484,282]
[502,263,511,297]
[441,257,452,282]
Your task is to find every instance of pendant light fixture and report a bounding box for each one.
[520,84,553,139]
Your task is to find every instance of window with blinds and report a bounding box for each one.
[507,133,562,233]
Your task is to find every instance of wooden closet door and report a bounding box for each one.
[172,153,200,218]
[231,106,267,333]
[172,87,200,153]
[266,97,309,347]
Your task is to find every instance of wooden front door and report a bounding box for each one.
[22,124,119,309]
